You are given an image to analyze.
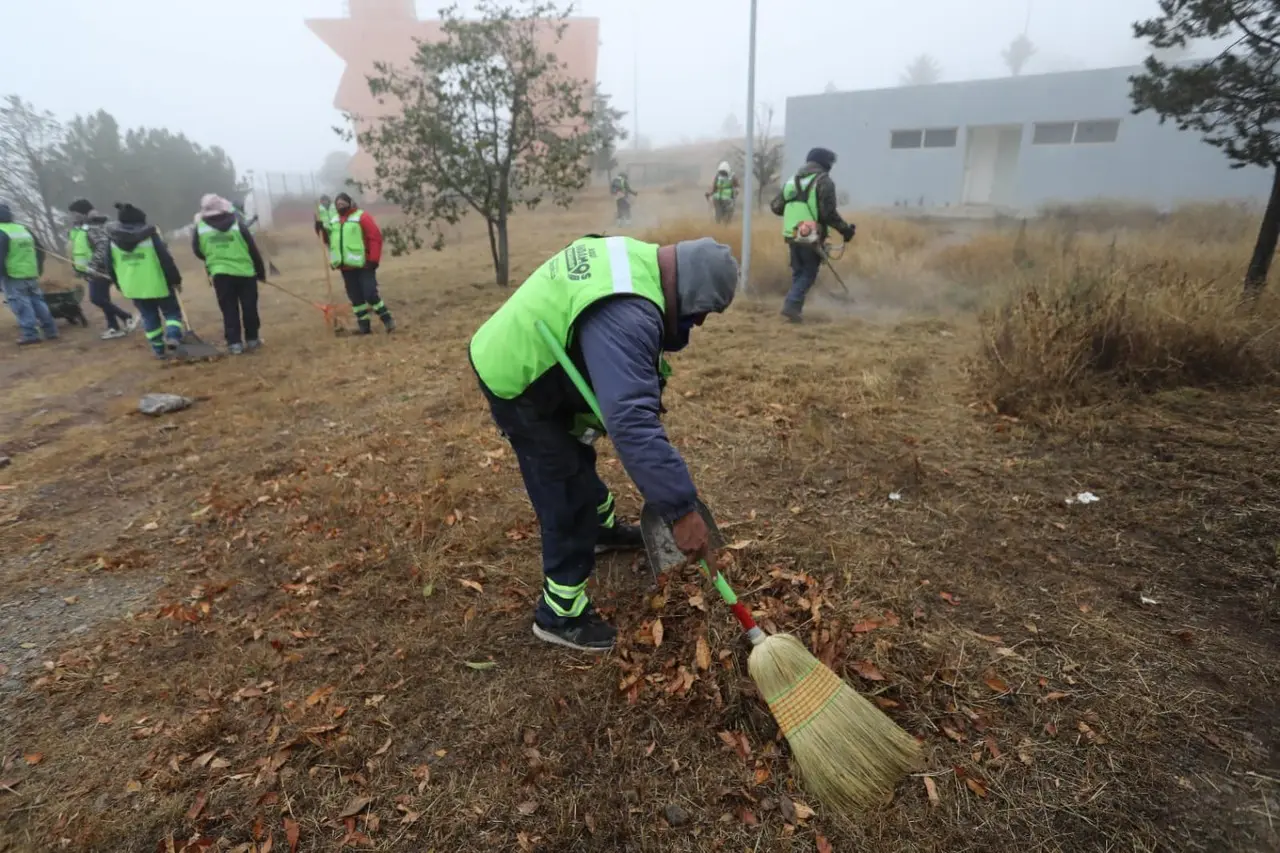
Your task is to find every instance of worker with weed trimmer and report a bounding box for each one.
[469,235,738,652]
[770,147,855,323]
[325,192,395,334]
[69,199,136,340]
[192,194,267,355]
[706,161,739,225]
[105,203,185,358]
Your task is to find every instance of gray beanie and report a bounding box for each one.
[674,238,739,316]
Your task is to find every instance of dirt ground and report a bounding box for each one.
[0,192,1277,852]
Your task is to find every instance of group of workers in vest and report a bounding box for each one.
[314,193,396,335]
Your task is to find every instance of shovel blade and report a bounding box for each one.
[639,499,726,577]
[174,336,223,360]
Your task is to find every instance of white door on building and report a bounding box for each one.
[963,124,1023,206]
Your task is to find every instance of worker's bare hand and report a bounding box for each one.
[672,509,710,562]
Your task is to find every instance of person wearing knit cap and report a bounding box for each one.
[469,234,738,653]
[325,192,394,334]
[0,202,58,345]
[192,193,267,354]
[105,203,186,358]
[68,198,136,339]
[769,146,856,323]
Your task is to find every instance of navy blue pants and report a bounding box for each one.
[482,387,612,627]
[783,243,822,316]
[87,278,131,330]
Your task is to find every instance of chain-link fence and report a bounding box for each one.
[244,172,336,230]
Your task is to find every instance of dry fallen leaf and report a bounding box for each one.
[778,794,797,824]
[185,791,208,822]
[399,810,421,825]
[791,800,815,821]
[464,661,497,671]
[851,660,885,681]
[851,619,881,633]
[965,777,988,798]
[284,817,300,852]
[339,796,373,819]
[125,779,142,793]
[516,800,539,816]
[374,737,392,756]
[364,694,386,707]
[458,578,484,594]
[694,636,711,671]
[22,753,43,766]
[97,713,112,725]
[305,685,335,706]
[984,674,1010,693]
[923,775,940,807]
[816,835,834,853]
[939,591,960,605]
[652,618,664,648]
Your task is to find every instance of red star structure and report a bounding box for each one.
[307,0,599,182]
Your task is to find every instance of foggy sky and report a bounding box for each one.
[10,0,1171,177]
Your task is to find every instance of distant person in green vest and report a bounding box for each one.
[610,172,636,226]
[314,195,336,238]
[769,147,855,323]
[326,192,394,334]
[469,235,739,652]
[0,203,58,346]
[705,161,739,224]
[105,203,185,358]
[68,198,136,340]
[192,194,267,355]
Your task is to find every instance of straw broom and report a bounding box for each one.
[535,320,922,812]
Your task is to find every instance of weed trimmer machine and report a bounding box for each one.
[534,320,921,813]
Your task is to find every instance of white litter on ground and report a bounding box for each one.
[1066,492,1100,505]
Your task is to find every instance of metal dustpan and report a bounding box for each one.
[640,499,726,578]
[172,291,223,360]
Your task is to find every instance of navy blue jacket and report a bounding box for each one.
[574,296,698,522]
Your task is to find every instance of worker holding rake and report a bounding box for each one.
[192,194,267,354]
[325,192,395,334]
[105,203,185,358]
[470,235,738,652]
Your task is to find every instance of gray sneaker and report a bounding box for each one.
[245,338,263,351]
[228,343,244,355]
[532,609,616,653]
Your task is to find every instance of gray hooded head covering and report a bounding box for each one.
[674,238,738,316]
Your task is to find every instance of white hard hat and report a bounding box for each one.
[717,161,731,173]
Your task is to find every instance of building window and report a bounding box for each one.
[1032,119,1122,145]
[1032,122,1076,145]
[923,128,958,148]
[890,130,924,149]
[891,128,958,149]
[1074,119,1120,144]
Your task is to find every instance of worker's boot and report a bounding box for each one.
[376,306,396,333]
[595,521,644,554]
[355,318,373,335]
[533,607,616,653]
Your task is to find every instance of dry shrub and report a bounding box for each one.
[977,261,1280,413]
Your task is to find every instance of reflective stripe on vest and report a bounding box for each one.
[0,222,39,279]
[110,237,169,300]
[329,211,366,268]
[69,227,92,273]
[781,173,821,240]
[713,175,735,200]
[469,236,666,401]
[197,221,256,278]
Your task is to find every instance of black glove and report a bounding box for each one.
[368,261,379,272]
[840,223,856,242]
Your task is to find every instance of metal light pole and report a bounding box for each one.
[739,0,759,293]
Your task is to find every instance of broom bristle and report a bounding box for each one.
[749,633,921,813]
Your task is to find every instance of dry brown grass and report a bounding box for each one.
[0,189,1277,853]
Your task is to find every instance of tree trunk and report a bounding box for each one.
[496,216,510,288]
[1244,164,1280,296]
[485,217,501,286]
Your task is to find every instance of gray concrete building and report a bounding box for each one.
[785,65,1271,213]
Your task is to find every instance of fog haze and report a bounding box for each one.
[9,0,1169,175]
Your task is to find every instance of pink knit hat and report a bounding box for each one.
[200,194,233,217]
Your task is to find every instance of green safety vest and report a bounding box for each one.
[69,226,92,273]
[111,237,169,300]
[316,202,336,227]
[781,173,821,240]
[471,236,667,412]
[329,211,366,268]
[713,174,735,200]
[0,222,39,280]
[197,220,256,278]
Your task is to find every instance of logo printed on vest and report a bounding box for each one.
[562,243,597,282]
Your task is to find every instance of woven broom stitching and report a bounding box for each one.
[767,662,844,736]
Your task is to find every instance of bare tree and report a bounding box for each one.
[0,95,65,247]
[900,54,942,86]
[1002,33,1036,75]
[730,103,784,210]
